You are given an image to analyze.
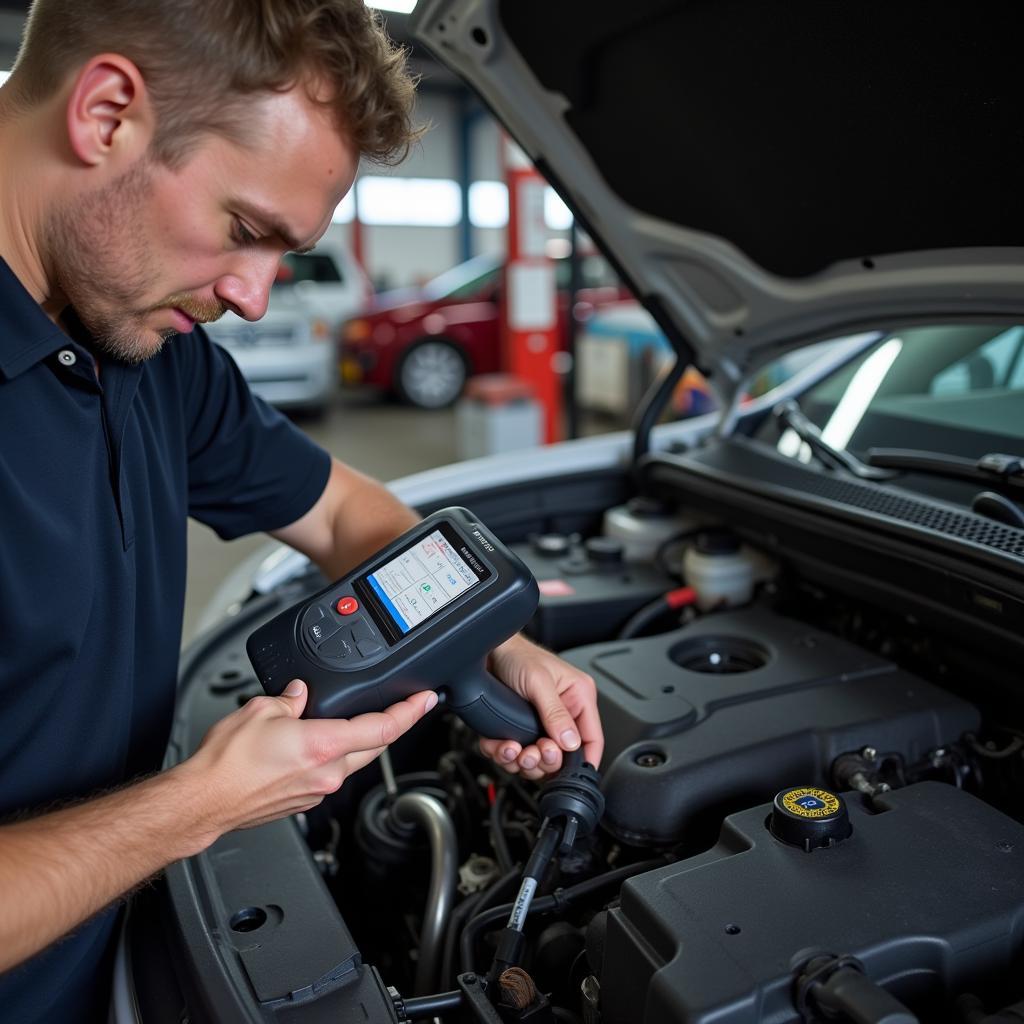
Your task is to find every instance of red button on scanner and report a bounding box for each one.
[336,597,360,616]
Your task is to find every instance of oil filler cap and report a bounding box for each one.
[770,787,852,852]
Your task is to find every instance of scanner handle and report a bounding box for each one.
[445,663,542,747]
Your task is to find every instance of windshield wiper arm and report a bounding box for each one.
[865,448,1024,496]
[773,400,896,481]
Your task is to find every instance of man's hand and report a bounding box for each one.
[480,634,603,781]
[0,680,435,974]
[180,681,437,844]
[270,464,603,781]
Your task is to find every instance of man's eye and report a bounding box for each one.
[233,220,259,246]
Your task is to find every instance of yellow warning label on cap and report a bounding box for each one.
[782,788,840,819]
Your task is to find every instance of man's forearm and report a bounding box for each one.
[272,458,420,582]
[317,470,419,580]
[0,764,207,973]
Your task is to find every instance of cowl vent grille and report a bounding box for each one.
[653,439,1024,563]
[796,475,1024,557]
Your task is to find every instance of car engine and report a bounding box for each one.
[148,480,1024,1024]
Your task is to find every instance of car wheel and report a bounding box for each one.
[396,339,468,409]
[295,402,327,422]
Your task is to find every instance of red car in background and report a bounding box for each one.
[339,252,630,408]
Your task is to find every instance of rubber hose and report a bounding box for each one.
[490,786,515,874]
[401,989,464,1020]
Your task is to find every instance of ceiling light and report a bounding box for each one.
[366,0,417,12]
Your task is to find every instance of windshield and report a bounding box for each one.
[421,255,501,301]
[755,324,1024,463]
[420,252,621,303]
[273,251,343,287]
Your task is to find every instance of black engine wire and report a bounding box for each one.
[459,856,671,974]
[440,867,521,990]
[399,989,464,1020]
[490,786,515,874]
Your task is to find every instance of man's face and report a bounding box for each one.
[45,85,357,363]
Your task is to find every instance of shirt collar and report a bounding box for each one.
[0,255,73,380]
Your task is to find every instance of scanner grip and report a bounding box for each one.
[445,664,542,747]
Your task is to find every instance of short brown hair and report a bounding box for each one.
[9,0,421,166]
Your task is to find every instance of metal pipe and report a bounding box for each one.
[380,748,399,800]
[392,790,459,995]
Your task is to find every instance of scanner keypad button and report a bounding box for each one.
[319,631,354,659]
[356,637,384,657]
[306,614,341,647]
[349,618,373,642]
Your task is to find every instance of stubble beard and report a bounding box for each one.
[44,159,224,364]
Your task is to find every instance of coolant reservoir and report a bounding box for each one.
[683,531,771,610]
[602,498,697,563]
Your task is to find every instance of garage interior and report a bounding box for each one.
[0,1,668,644]
[6,3,1024,1023]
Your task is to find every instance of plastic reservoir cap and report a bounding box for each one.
[584,536,624,564]
[625,496,673,518]
[532,533,572,557]
[695,530,741,556]
[770,787,853,852]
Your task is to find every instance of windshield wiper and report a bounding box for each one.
[865,448,1024,497]
[866,448,1024,527]
[773,403,1024,527]
[772,400,896,481]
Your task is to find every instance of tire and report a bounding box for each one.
[291,401,327,422]
[395,339,468,409]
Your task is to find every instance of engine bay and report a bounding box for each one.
[142,456,1024,1024]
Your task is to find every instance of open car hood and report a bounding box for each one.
[411,0,1024,393]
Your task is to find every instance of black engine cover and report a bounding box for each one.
[561,607,980,844]
[594,782,1024,1023]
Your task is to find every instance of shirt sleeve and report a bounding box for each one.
[178,328,331,540]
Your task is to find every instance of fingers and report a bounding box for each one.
[477,700,579,774]
[516,737,563,778]
[531,690,581,755]
[537,737,564,771]
[278,679,308,717]
[342,744,388,777]
[516,743,541,772]
[304,690,437,763]
[479,737,521,766]
[478,736,564,779]
[240,679,309,720]
[577,706,604,768]
[557,672,604,768]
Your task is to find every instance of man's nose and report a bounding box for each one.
[213,257,280,321]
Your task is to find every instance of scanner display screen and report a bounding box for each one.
[362,526,490,636]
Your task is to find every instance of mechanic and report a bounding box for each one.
[0,2,604,1021]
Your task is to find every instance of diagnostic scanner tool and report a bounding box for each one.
[247,507,543,745]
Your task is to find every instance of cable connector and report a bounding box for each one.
[538,758,604,854]
[794,953,918,1024]
[485,928,528,988]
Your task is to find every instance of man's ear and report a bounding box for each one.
[65,54,154,168]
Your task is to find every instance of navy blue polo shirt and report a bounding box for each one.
[0,256,331,1023]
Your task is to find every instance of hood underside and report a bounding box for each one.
[412,0,1024,390]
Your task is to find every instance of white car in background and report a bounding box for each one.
[205,241,370,415]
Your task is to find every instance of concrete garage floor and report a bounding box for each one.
[182,393,459,647]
